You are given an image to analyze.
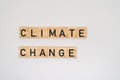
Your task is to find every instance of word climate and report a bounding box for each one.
[19,27,87,38]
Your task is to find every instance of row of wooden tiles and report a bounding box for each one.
[19,46,77,58]
[19,27,87,38]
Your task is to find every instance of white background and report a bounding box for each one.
[0,0,120,80]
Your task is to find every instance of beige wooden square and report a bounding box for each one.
[47,27,58,38]
[19,27,30,38]
[77,27,87,38]
[66,47,77,58]
[57,27,68,38]
[37,46,48,58]
[67,27,77,38]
